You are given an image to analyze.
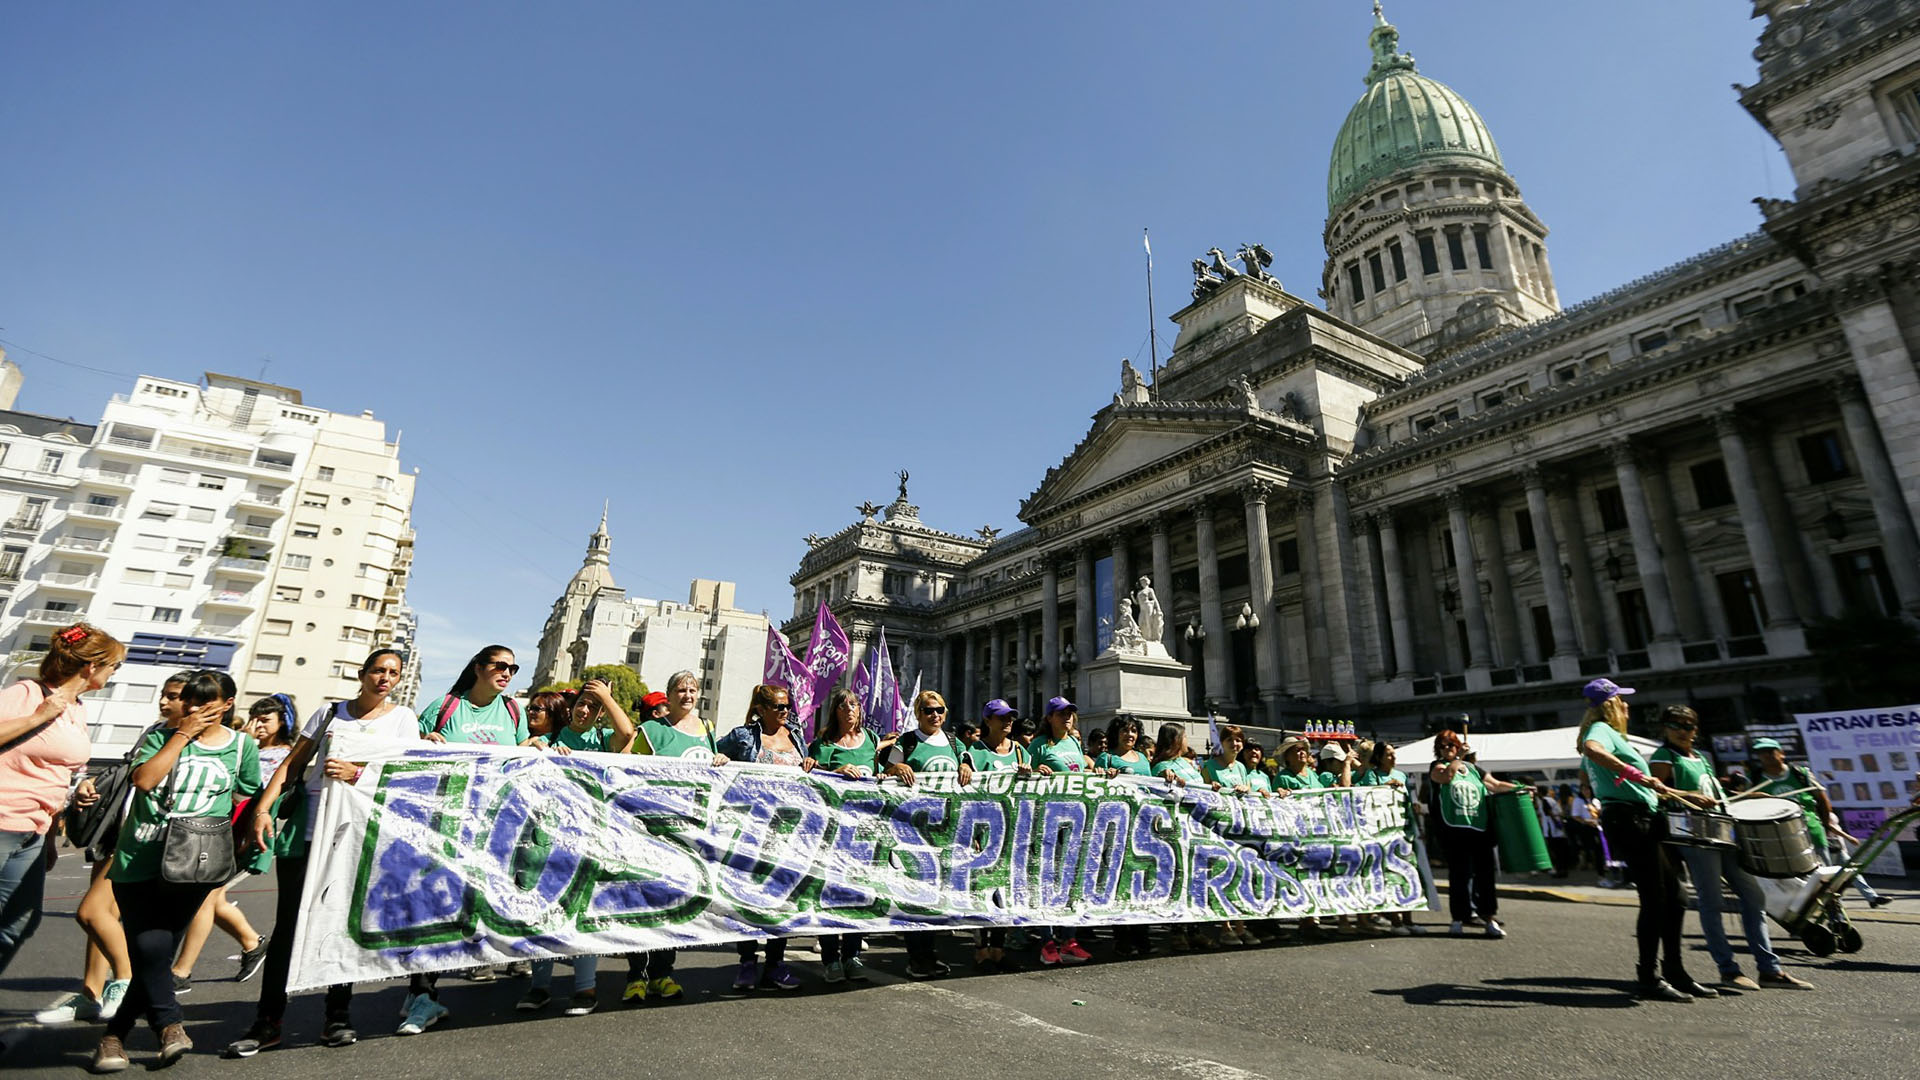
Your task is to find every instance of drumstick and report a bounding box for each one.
[1726,786,1819,802]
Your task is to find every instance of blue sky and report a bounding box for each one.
[0,1,1787,695]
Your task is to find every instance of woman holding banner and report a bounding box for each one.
[964,698,1030,972]
[226,648,416,1058]
[1031,697,1095,966]
[807,689,880,984]
[621,670,724,1005]
[1096,716,1150,777]
[881,690,967,978]
[1356,739,1426,937]
[717,684,808,993]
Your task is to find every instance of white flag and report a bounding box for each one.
[1142,229,1151,256]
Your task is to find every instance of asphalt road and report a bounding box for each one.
[4,854,1917,1079]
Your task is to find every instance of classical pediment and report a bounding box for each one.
[1019,401,1308,525]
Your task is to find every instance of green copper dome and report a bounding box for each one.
[1327,5,1506,213]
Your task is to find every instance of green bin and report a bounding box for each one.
[1491,789,1552,873]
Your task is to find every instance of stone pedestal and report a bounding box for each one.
[1077,649,1194,728]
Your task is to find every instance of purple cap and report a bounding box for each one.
[1582,678,1634,706]
[1044,696,1076,715]
[981,698,1017,720]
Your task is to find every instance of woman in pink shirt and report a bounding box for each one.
[0,622,125,974]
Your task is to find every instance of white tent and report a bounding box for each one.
[1393,725,1660,775]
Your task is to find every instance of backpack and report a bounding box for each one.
[433,693,522,737]
[892,729,964,771]
[66,721,165,861]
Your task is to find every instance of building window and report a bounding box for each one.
[122,568,155,585]
[197,475,227,490]
[1441,529,1456,568]
[302,494,328,509]
[1479,389,1505,410]
[174,540,205,556]
[251,654,283,673]
[292,523,320,539]
[1416,233,1440,275]
[1797,431,1851,484]
[1595,486,1629,532]
[163,572,192,588]
[331,661,358,679]
[1833,548,1899,616]
[1689,460,1734,509]
[183,506,216,523]
[132,533,167,551]
[1716,569,1767,638]
[340,626,372,643]
[1445,229,1468,271]
[142,501,178,520]
[1472,226,1493,270]
[1415,415,1437,433]
[39,450,64,474]
[317,466,335,481]
[1368,252,1387,293]
[1277,537,1300,575]
[1435,407,1459,425]
[1554,364,1577,384]
[1616,590,1652,650]
[1514,509,1535,551]
[264,619,292,636]
[158,468,188,486]
[152,607,182,624]
[1387,241,1407,282]
[1637,331,1669,354]
[274,585,302,602]
[1732,295,1767,318]
[349,594,380,611]
[1772,281,1807,304]
[1345,263,1365,301]
[283,554,311,570]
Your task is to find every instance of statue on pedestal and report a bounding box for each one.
[1134,576,1164,644]
[1111,598,1144,653]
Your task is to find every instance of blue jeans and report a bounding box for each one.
[1827,840,1883,901]
[0,829,47,977]
[1679,845,1780,976]
[531,955,598,992]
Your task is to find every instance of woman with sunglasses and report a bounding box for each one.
[226,650,416,1056]
[880,690,968,978]
[716,684,809,993]
[620,670,725,1006]
[962,699,1029,972]
[805,688,880,983]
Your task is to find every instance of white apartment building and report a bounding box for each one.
[530,514,768,728]
[0,371,417,753]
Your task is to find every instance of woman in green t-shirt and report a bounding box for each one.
[1356,740,1426,936]
[1429,730,1520,939]
[1149,723,1219,951]
[1273,737,1322,792]
[1576,679,1705,1003]
[1095,715,1151,777]
[1201,724,1263,947]
[1030,697,1094,966]
[963,699,1029,972]
[806,689,879,984]
[546,678,638,755]
[93,670,258,1072]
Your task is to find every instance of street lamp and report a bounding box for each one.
[1235,602,1258,631]
[1185,620,1206,643]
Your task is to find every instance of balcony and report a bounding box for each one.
[22,608,83,626]
[254,457,294,473]
[216,555,270,578]
[37,573,98,593]
[203,589,257,610]
[99,433,155,453]
[52,536,112,558]
[232,523,273,539]
[67,504,124,524]
[0,465,78,490]
[1,515,45,537]
[78,468,138,491]
[236,491,285,515]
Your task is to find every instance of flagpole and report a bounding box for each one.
[1144,228,1158,398]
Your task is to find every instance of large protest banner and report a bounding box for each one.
[1793,704,1920,875]
[287,738,1426,991]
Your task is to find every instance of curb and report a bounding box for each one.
[1447,882,1920,924]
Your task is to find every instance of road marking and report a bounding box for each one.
[900,981,1272,1080]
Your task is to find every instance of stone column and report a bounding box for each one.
[1522,467,1579,664]
[1474,497,1521,666]
[1833,374,1920,613]
[1074,543,1096,675]
[1608,440,1681,643]
[1041,555,1062,694]
[1109,530,1131,631]
[899,637,918,692]
[1554,477,1609,653]
[1015,615,1032,719]
[1835,291,1920,531]
[1241,480,1281,724]
[1709,410,1799,630]
[1443,489,1492,669]
[1191,498,1233,705]
[961,629,978,723]
[1643,460,1708,641]
[986,620,1004,711]
[1295,491,1333,699]
[1149,513,1176,654]
[1374,512,1416,677]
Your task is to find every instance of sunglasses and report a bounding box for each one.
[921,706,947,715]
[767,703,792,713]
[484,661,521,675]
[1667,723,1697,731]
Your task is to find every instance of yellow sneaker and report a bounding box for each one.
[647,975,683,1001]
[621,979,647,1004]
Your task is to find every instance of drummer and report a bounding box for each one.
[1577,678,1712,1002]
[1649,708,1811,992]
[1748,739,1834,867]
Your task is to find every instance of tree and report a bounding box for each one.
[533,664,650,719]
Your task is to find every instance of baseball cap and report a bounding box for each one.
[1750,737,1782,752]
[1044,696,1076,715]
[641,691,668,709]
[1582,678,1634,706]
[1317,743,1345,763]
[981,698,1017,720]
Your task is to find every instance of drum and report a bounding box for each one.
[1662,807,1736,850]
[1491,789,1553,873]
[1728,796,1819,878]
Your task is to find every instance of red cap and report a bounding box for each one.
[641,691,668,708]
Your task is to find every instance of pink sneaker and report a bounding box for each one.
[1038,940,1062,966]
[1060,940,1092,964]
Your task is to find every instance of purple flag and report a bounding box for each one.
[762,626,816,732]
[850,625,905,737]
[802,602,851,739]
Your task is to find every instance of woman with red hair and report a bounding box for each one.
[1428,730,1520,939]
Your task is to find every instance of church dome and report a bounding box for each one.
[1327,6,1506,214]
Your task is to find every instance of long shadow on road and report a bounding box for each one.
[1373,976,1642,1009]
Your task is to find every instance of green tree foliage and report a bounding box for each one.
[533,664,650,717]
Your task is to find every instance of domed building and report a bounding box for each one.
[786,2,1920,755]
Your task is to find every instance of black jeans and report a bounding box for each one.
[819,934,863,962]
[737,938,787,966]
[1437,825,1496,924]
[904,930,940,968]
[255,855,354,1024]
[108,878,215,1038]
[626,949,676,980]
[1600,802,1687,981]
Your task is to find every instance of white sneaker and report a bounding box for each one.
[34,991,98,1025]
[97,980,129,1022]
[1485,919,1506,939]
[1449,921,1465,936]
[396,993,449,1036]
